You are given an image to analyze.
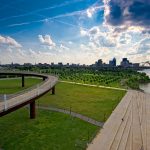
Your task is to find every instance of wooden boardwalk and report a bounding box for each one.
[87,90,150,150]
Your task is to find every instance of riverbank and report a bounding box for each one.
[139,69,150,94]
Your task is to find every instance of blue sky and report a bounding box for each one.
[0,0,149,64]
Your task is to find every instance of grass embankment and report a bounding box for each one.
[38,82,126,122]
[0,78,42,94]
[0,108,98,150]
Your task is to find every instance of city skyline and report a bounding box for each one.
[1,57,148,68]
[0,0,150,65]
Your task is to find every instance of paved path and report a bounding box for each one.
[37,106,104,127]
[0,72,58,114]
[60,81,126,91]
[87,90,150,150]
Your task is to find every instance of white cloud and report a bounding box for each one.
[0,35,22,48]
[87,7,95,18]
[137,38,150,54]
[86,5,104,18]
[38,34,56,47]
[79,23,150,63]
[68,41,73,44]
[80,26,116,48]
[80,28,88,36]
[118,33,132,45]
[60,44,69,51]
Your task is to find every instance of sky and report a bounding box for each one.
[0,0,150,65]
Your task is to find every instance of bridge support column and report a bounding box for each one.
[22,75,25,87]
[30,100,35,119]
[52,86,55,95]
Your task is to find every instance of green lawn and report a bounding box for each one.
[0,108,99,150]
[0,79,126,121]
[0,78,42,94]
[38,82,126,122]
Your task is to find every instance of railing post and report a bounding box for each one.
[30,100,35,119]
[22,75,25,87]
[37,84,39,96]
[52,86,55,95]
[4,94,7,110]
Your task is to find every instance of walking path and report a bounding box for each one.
[87,90,150,150]
[60,81,126,91]
[37,106,104,127]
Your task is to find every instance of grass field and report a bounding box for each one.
[0,78,126,149]
[0,78,126,121]
[0,78,42,94]
[0,108,99,150]
[38,82,126,121]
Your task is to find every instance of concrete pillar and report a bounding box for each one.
[30,100,35,119]
[22,75,25,87]
[52,86,55,95]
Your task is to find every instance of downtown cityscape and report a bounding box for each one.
[1,57,149,70]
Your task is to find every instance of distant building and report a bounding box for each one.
[24,63,32,67]
[132,63,140,68]
[58,62,63,66]
[120,58,131,68]
[51,62,54,66]
[95,59,103,67]
[109,58,116,67]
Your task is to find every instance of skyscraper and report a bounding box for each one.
[109,58,116,67]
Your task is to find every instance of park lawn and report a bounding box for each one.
[0,108,99,150]
[38,82,126,122]
[0,78,42,94]
[108,81,124,88]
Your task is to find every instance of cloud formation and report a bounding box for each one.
[0,35,22,48]
[137,38,150,54]
[38,34,56,47]
[103,0,150,31]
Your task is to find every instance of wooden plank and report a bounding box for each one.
[140,93,147,150]
[131,92,143,150]
[87,90,149,150]
[146,93,150,150]
[87,91,132,150]
[116,108,132,150]
[110,104,131,150]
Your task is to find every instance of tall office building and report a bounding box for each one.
[109,58,116,67]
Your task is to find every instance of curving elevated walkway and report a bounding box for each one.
[0,71,58,118]
[87,90,150,150]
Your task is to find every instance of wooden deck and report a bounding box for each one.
[87,90,150,150]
